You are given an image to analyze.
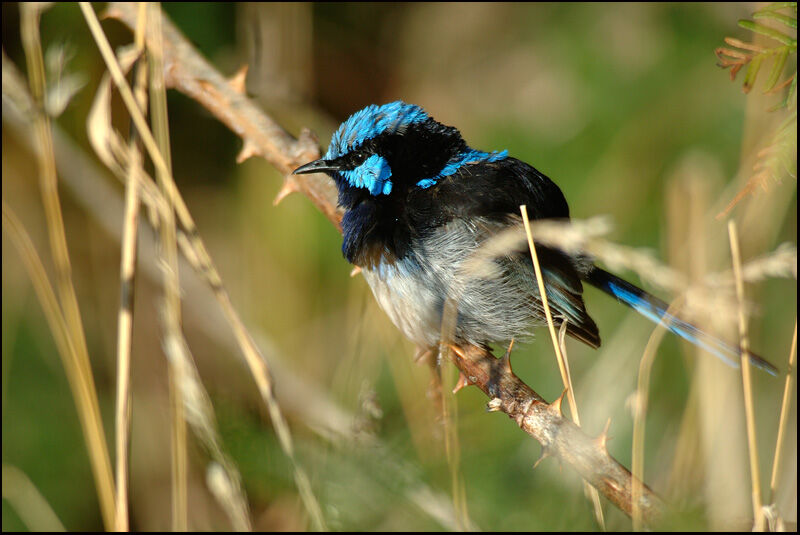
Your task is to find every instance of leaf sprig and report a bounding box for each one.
[716,2,797,108]
[716,2,798,217]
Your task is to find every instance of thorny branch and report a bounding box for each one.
[106,1,665,525]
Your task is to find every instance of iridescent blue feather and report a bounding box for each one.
[325,101,428,160]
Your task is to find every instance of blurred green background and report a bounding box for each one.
[2,2,796,531]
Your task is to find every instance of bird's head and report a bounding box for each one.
[293,101,508,208]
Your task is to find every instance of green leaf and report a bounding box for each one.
[744,54,765,92]
[739,19,798,46]
[770,76,797,110]
[786,75,798,109]
[754,11,798,29]
[764,49,790,92]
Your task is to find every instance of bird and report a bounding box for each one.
[293,101,777,375]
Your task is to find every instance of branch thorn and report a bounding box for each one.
[273,178,298,205]
[236,140,260,163]
[228,64,249,94]
[595,417,612,452]
[549,388,568,417]
[501,338,515,373]
[453,372,472,394]
[533,446,553,469]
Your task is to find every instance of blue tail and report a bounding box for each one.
[586,267,778,376]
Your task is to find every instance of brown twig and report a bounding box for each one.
[106,1,665,524]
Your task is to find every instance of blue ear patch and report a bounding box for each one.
[341,154,394,196]
[326,101,429,160]
[416,149,508,189]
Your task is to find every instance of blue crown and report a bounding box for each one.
[324,101,429,160]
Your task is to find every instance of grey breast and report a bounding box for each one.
[362,218,540,348]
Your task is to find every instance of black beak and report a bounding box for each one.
[293,159,340,175]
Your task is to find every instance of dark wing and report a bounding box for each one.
[406,157,601,348]
[534,246,600,348]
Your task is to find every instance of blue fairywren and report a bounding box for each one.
[294,101,777,375]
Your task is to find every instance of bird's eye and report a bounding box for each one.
[350,150,369,166]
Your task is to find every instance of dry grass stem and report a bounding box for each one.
[438,298,474,531]
[83,21,188,530]
[728,220,765,531]
[520,206,606,529]
[112,5,147,530]
[2,202,115,529]
[206,462,251,532]
[707,242,797,285]
[18,4,116,529]
[559,322,607,529]
[144,3,188,528]
[768,320,797,507]
[630,298,682,531]
[163,326,252,531]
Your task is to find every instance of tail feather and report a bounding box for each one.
[586,267,778,376]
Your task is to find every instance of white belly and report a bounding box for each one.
[362,256,443,347]
[359,220,541,348]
